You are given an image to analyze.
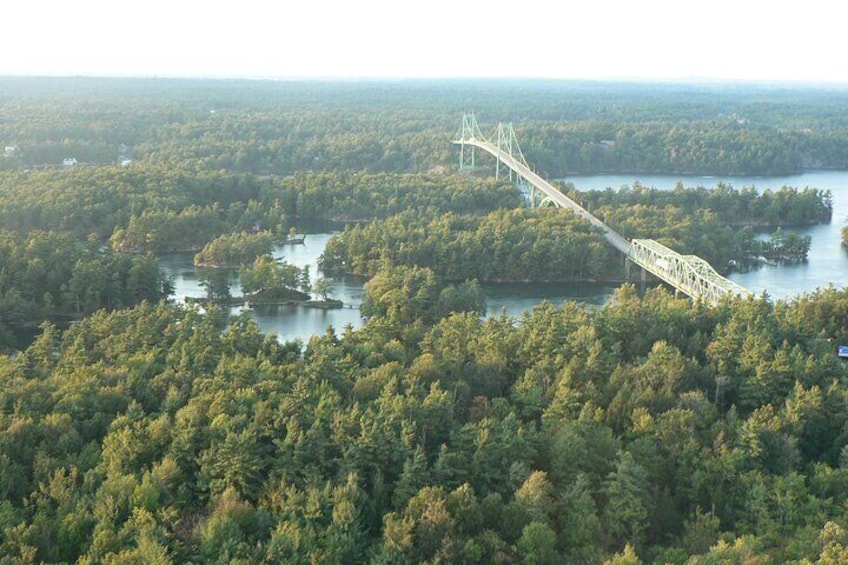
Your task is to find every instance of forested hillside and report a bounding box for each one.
[3,78,848,563]
[2,282,848,562]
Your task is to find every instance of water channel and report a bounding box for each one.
[161,171,848,343]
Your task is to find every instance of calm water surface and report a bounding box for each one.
[161,232,618,342]
[568,171,848,298]
[160,233,365,343]
[162,171,848,342]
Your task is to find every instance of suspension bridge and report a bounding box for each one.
[453,113,752,306]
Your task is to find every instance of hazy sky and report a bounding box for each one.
[3,0,845,82]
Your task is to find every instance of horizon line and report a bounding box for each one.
[3,73,848,87]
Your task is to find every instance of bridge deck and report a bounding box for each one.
[455,138,632,254]
[629,239,752,306]
[454,134,752,306]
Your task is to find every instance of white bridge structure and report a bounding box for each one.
[453,113,752,306]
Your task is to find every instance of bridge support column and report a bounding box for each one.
[640,266,647,293]
[459,144,475,171]
[625,258,632,281]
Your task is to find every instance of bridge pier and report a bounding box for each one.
[624,258,647,291]
[459,144,475,171]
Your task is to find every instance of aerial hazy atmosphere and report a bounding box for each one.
[4,0,846,82]
[7,2,848,564]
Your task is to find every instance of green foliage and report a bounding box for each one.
[312,277,331,301]
[517,521,559,564]
[5,77,848,563]
[239,256,310,300]
[602,451,652,548]
[0,284,848,561]
[0,230,171,349]
[323,208,620,281]
[570,182,829,266]
[361,265,486,329]
[110,205,227,253]
[194,231,274,267]
[280,172,521,220]
[197,268,233,302]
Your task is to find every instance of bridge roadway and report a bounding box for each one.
[454,135,753,306]
[458,138,632,254]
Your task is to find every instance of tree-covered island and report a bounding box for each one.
[321,183,830,282]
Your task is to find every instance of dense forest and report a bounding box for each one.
[322,208,620,282]
[322,184,830,281]
[566,183,830,267]
[0,167,519,346]
[0,230,171,349]
[3,280,848,562]
[0,167,517,248]
[567,183,833,227]
[2,77,848,562]
[5,78,848,176]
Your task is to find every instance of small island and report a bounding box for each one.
[748,228,811,264]
[240,255,312,305]
[303,277,342,308]
[237,256,343,309]
[194,231,275,268]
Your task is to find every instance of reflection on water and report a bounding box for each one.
[482,281,618,318]
[160,232,619,343]
[245,302,364,344]
[159,232,370,343]
[161,170,848,342]
[568,171,848,300]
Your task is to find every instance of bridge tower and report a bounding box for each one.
[494,123,527,181]
[494,122,537,207]
[456,113,484,171]
[454,115,540,207]
[450,113,751,305]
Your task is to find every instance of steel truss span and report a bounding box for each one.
[629,239,752,306]
[452,113,752,307]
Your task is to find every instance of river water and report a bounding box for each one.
[160,171,848,342]
[160,233,620,343]
[569,171,848,298]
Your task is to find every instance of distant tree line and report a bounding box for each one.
[566,182,829,267]
[277,172,521,221]
[568,182,832,226]
[5,77,848,176]
[0,166,518,250]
